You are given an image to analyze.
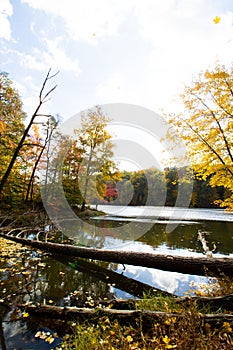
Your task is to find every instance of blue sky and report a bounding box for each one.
[1,0,233,120]
[1,0,233,172]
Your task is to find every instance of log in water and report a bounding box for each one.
[0,232,233,277]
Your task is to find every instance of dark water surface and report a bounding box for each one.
[1,206,233,349]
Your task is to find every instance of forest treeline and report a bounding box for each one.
[108,167,226,208]
[1,63,233,210]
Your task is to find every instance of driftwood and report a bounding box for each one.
[1,232,233,277]
[22,304,233,328]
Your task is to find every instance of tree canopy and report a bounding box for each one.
[166,63,233,209]
[74,106,121,210]
[0,70,58,206]
[1,68,232,211]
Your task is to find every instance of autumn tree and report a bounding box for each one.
[22,123,43,201]
[75,106,120,211]
[0,72,26,204]
[25,116,59,202]
[104,182,118,202]
[60,137,84,205]
[0,69,58,199]
[166,63,233,209]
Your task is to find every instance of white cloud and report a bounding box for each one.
[42,37,81,76]
[7,1,233,118]
[134,1,233,81]
[13,75,43,116]
[0,0,13,41]
[12,78,27,96]
[96,1,233,113]
[18,37,81,76]
[95,75,155,112]
[96,75,128,102]
[21,0,133,44]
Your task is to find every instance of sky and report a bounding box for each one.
[0,0,233,171]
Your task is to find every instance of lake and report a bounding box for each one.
[1,206,233,349]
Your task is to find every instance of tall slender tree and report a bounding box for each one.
[25,116,58,202]
[75,106,120,211]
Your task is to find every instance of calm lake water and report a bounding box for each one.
[1,206,233,349]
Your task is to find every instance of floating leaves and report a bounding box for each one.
[0,237,52,307]
[35,330,58,344]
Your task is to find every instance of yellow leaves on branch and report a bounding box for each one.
[165,63,233,209]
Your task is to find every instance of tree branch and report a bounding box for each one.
[192,92,233,165]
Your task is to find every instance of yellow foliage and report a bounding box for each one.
[166,63,233,209]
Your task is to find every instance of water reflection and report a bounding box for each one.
[137,220,233,255]
[1,206,233,348]
[60,214,233,255]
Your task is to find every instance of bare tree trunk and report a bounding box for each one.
[25,144,46,202]
[81,145,93,211]
[26,119,57,202]
[0,232,233,277]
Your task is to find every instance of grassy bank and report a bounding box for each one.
[57,279,233,350]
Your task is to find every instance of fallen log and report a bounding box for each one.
[1,232,233,277]
[104,294,233,312]
[173,293,233,312]
[22,304,233,327]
